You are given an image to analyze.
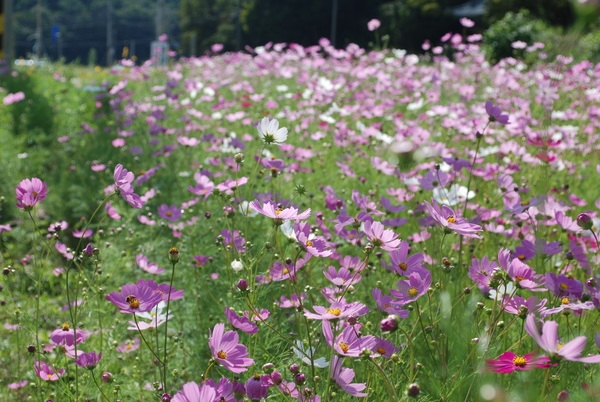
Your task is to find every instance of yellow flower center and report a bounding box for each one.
[377,347,386,355]
[62,323,70,331]
[514,275,525,282]
[166,211,172,217]
[513,356,527,367]
[399,262,408,271]
[408,287,418,297]
[217,350,228,359]
[282,268,289,275]
[559,283,569,290]
[561,297,570,305]
[127,296,140,309]
[520,200,530,207]
[33,191,39,197]
[339,342,349,353]
[275,208,283,215]
[517,255,526,261]
[446,216,456,223]
[305,240,313,247]
[327,308,342,316]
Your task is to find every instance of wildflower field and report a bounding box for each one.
[1,29,600,402]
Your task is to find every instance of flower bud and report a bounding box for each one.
[577,213,594,230]
[237,279,248,291]
[407,383,420,397]
[294,373,306,385]
[101,372,113,383]
[380,315,399,333]
[289,363,300,374]
[270,370,283,385]
[168,247,180,263]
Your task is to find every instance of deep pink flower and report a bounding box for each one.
[15,178,47,210]
[485,101,509,125]
[50,324,90,347]
[106,281,163,314]
[486,351,552,373]
[113,164,144,209]
[329,356,367,397]
[209,323,254,373]
[245,374,270,400]
[525,314,600,363]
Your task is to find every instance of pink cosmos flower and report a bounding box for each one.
[35,361,65,381]
[105,202,121,219]
[136,254,165,274]
[3,91,25,105]
[7,380,28,389]
[295,221,332,257]
[249,200,311,225]
[245,374,270,400]
[385,241,425,276]
[225,307,259,334]
[485,101,509,125]
[323,266,361,288]
[116,337,140,353]
[389,269,432,305]
[367,19,381,31]
[172,381,217,402]
[106,281,163,314]
[15,178,47,210]
[362,220,401,251]
[329,356,367,397]
[459,17,475,28]
[525,314,600,363]
[113,164,144,209]
[424,200,482,239]
[322,321,377,357]
[73,229,93,239]
[209,323,254,373]
[486,351,552,373]
[304,301,369,321]
[371,288,410,318]
[468,256,498,292]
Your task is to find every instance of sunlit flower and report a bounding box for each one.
[15,178,47,210]
[486,351,552,373]
[209,323,254,373]
[257,117,288,145]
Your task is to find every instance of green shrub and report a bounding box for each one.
[485,0,575,27]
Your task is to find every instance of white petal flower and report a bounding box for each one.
[257,117,288,145]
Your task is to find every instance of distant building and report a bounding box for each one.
[451,0,487,17]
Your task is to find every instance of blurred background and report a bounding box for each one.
[1,0,600,66]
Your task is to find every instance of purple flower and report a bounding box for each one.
[209,323,254,373]
[323,266,361,288]
[329,356,367,397]
[50,323,90,347]
[74,351,102,369]
[485,101,509,125]
[545,273,583,299]
[468,256,498,292]
[225,307,259,334]
[525,314,600,363]
[486,351,552,373]
[506,258,545,292]
[362,220,401,251]
[106,281,163,314]
[371,288,409,318]
[249,200,310,225]
[114,164,144,209]
[15,178,47,210]
[385,241,425,276]
[424,200,482,238]
[158,204,181,221]
[245,374,270,400]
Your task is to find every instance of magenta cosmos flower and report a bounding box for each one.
[486,351,552,373]
[304,301,369,321]
[114,164,144,209]
[74,351,102,370]
[209,323,254,373]
[106,281,163,314]
[525,314,600,363]
[172,381,217,402]
[15,178,47,210]
[225,307,259,334]
[424,200,482,238]
[158,204,181,221]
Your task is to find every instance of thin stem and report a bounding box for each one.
[367,358,397,400]
[163,259,178,392]
[90,369,111,402]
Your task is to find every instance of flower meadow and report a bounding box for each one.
[1,29,600,402]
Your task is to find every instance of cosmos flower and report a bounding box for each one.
[485,101,509,125]
[304,301,370,321]
[329,356,367,397]
[486,351,552,373]
[257,117,288,145]
[225,307,259,334]
[34,361,65,381]
[114,164,144,209]
[15,178,47,210]
[106,281,163,314]
[74,351,102,370]
[209,323,254,373]
[423,200,482,238]
[158,204,182,221]
[525,314,600,363]
[362,220,401,251]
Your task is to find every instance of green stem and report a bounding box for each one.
[90,369,111,402]
[367,358,397,400]
[163,259,178,392]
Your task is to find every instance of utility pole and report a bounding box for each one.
[235,0,241,51]
[156,0,164,38]
[330,0,338,48]
[106,0,114,66]
[2,0,15,63]
[35,0,42,59]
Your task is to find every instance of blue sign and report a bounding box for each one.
[51,25,60,44]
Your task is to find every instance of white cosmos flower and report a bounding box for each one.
[432,184,475,206]
[257,117,288,145]
[293,340,329,368]
[231,259,243,272]
[488,282,516,301]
